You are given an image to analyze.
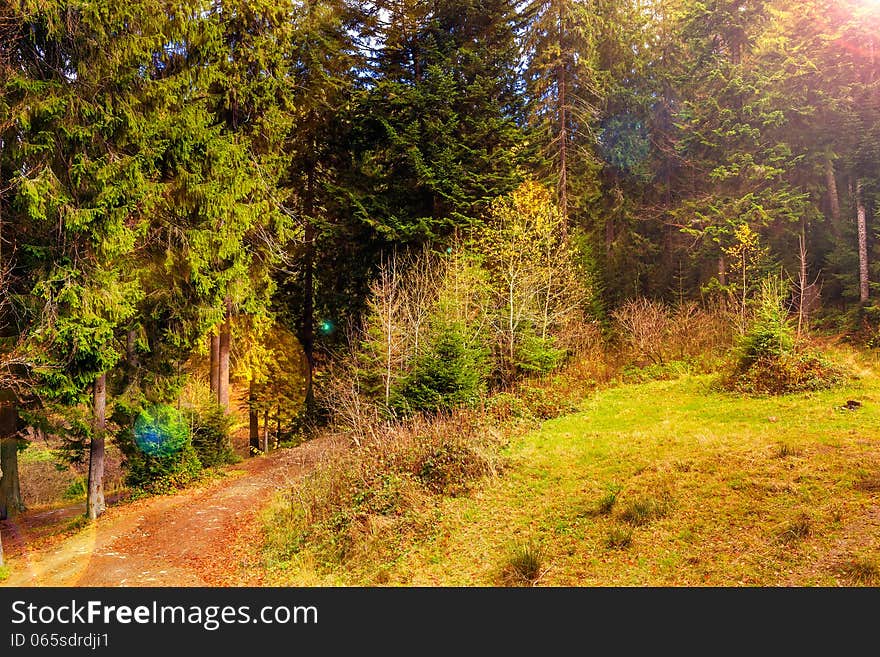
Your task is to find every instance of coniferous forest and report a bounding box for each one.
[1,0,880,588]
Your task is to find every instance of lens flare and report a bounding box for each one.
[133,404,188,458]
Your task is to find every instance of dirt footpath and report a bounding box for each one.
[1,435,341,587]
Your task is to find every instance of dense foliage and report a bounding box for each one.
[1,0,878,514]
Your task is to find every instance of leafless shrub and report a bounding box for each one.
[612,298,671,364]
[613,297,734,365]
[668,301,734,359]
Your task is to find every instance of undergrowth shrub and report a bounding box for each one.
[62,476,87,501]
[516,385,579,420]
[118,403,202,495]
[515,333,568,376]
[186,402,237,467]
[726,352,845,395]
[264,411,503,572]
[613,298,733,371]
[724,278,845,394]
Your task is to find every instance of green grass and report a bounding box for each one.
[266,346,880,586]
[19,446,58,464]
[0,565,9,581]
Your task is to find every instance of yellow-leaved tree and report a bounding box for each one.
[479,181,592,382]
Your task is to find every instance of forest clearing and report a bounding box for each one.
[1,0,880,590]
[3,341,880,586]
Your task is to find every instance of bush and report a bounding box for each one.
[187,402,237,467]
[613,298,733,367]
[724,278,845,394]
[726,351,845,395]
[736,277,795,370]
[517,385,578,420]
[62,476,87,501]
[612,298,670,365]
[515,333,568,376]
[393,322,489,416]
[485,391,532,423]
[121,404,202,495]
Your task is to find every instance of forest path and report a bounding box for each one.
[1,434,341,587]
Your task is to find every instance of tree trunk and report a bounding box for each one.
[718,255,727,286]
[87,373,107,520]
[248,381,259,456]
[125,328,139,390]
[262,410,269,454]
[209,332,220,397]
[0,391,23,520]
[300,170,316,417]
[218,300,231,410]
[857,180,869,304]
[797,229,808,339]
[826,157,840,226]
[557,0,568,232]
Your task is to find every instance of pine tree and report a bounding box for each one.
[6,0,169,519]
[272,0,368,419]
[355,0,526,241]
[522,0,604,228]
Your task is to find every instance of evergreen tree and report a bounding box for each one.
[355,0,526,241]
[5,0,169,519]
[522,0,604,228]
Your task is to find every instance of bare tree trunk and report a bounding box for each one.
[857,180,869,304]
[0,391,23,520]
[209,332,220,397]
[218,300,231,410]
[124,328,140,391]
[826,157,840,227]
[300,169,317,419]
[262,409,269,454]
[87,373,106,520]
[557,0,568,232]
[384,280,393,407]
[508,278,516,382]
[797,229,807,339]
[248,381,259,456]
[717,255,728,311]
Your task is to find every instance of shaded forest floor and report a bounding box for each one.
[1,433,342,586]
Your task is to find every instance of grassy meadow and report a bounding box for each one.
[261,345,880,586]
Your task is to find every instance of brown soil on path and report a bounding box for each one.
[1,434,344,587]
